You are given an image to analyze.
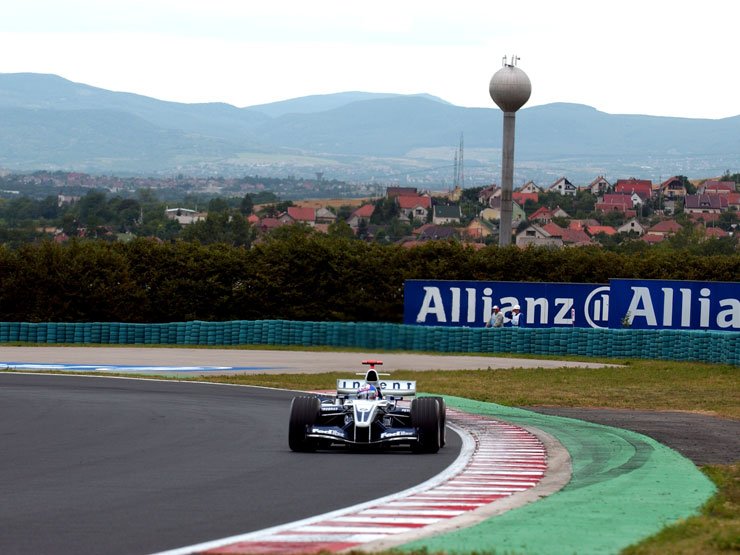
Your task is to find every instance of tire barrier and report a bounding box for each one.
[0,320,737,365]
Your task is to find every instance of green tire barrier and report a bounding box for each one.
[0,321,737,364]
[400,397,716,555]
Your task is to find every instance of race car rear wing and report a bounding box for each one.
[336,378,417,397]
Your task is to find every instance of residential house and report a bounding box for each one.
[541,222,592,246]
[277,211,295,225]
[520,181,542,194]
[314,207,337,225]
[595,194,636,218]
[529,205,570,223]
[165,207,206,225]
[415,224,460,241]
[699,180,736,194]
[646,220,682,239]
[703,226,729,239]
[397,195,432,222]
[585,225,617,237]
[386,186,418,199]
[258,217,283,234]
[477,184,500,206]
[464,218,496,241]
[287,206,316,227]
[684,194,728,214]
[587,176,611,196]
[57,193,81,206]
[568,219,600,232]
[727,193,740,211]
[657,176,687,200]
[432,204,462,225]
[448,185,463,202]
[618,218,646,235]
[615,178,653,201]
[548,176,577,196]
[347,204,375,230]
[641,233,666,244]
[512,191,538,206]
[481,198,526,226]
[515,224,563,248]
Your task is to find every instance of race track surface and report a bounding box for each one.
[0,374,461,555]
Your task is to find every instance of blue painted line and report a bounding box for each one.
[0,362,285,373]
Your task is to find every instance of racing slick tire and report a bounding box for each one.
[411,397,441,453]
[426,396,447,448]
[288,396,320,452]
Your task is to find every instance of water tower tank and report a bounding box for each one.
[489,65,532,113]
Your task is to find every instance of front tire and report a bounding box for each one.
[426,396,447,448]
[288,396,320,452]
[411,397,440,453]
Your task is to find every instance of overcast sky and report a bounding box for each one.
[1,0,738,119]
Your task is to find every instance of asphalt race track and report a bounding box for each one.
[0,374,462,555]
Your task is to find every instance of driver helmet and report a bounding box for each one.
[357,384,378,400]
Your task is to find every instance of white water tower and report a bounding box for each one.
[490,56,531,246]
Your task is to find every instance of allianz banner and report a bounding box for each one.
[403,279,739,331]
[609,279,739,331]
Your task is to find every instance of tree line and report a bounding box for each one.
[1,232,737,323]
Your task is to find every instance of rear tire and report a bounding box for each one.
[288,396,320,452]
[411,397,440,453]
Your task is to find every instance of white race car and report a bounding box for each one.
[288,360,446,453]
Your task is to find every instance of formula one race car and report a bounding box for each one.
[288,360,446,453]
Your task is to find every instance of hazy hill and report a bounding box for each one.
[0,72,737,183]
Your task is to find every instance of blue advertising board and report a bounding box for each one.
[403,280,610,328]
[404,279,739,331]
[608,278,740,331]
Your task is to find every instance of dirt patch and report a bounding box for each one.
[526,407,740,466]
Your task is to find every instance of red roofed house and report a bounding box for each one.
[541,222,592,246]
[529,206,570,223]
[386,187,418,199]
[586,225,617,237]
[657,176,688,199]
[347,204,375,230]
[569,219,600,231]
[703,226,729,238]
[727,193,740,210]
[397,195,432,221]
[512,191,538,205]
[258,217,284,233]
[646,220,682,238]
[286,206,316,226]
[596,194,636,217]
[615,178,653,201]
[699,180,736,194]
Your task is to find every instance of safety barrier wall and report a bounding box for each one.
[0,320,737,365]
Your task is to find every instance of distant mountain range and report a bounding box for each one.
[0,72,738,187]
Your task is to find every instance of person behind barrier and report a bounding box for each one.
[486,305,504,328]
[510,304,523,327]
